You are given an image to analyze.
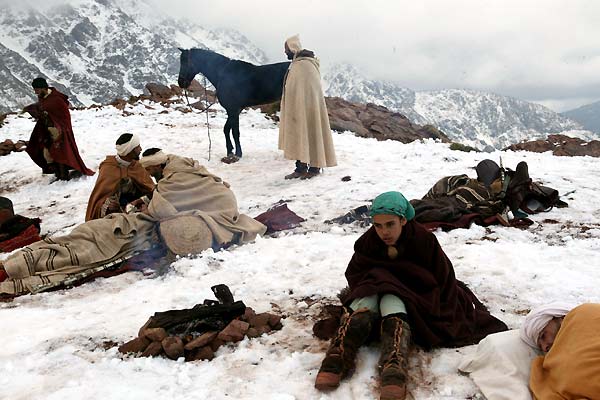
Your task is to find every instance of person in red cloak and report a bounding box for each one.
[24,77,94,180]
[314,191,508,400]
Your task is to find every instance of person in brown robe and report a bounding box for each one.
[24,77,94,180]
[315,191,507,400]
[85,133,155,221]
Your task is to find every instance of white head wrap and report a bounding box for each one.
[285,34,302,54]
[115,134,140,156]
[520,302,576,348]
[140,151,168,168]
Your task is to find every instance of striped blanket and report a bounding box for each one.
[0,213,157,295]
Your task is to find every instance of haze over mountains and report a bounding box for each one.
[0,0,597,149]
[561,100,600,134]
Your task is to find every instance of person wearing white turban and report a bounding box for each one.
[520,301,576,351]
[279,34,337,180]
[85,133,155,220]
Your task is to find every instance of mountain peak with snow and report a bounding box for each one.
[322,65,594,149]
[0,0,266,112]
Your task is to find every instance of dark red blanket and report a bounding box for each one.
[25,88,94,176]
[342,221,507,348]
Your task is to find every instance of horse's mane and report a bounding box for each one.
[189,48,258,67]
[190,48,232,61]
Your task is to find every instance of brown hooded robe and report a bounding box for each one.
[86,156,155,221]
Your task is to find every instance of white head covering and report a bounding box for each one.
[520,302,576,348]
[115,134,140,156]
[285,34,302,54]
[140,150,168,168]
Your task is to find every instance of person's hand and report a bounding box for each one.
[138,203,149,213]
[129,198,145,208]
[47,126,62,141]
[106,198,121,214]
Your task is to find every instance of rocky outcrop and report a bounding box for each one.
[504,134,600,157]
[0,139,27,156]
[325,97,450,143]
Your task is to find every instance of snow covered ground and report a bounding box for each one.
[1,99,599,400]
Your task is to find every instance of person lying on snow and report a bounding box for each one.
[0,197,41,255]
[139,148,266,254]
[328,159,565,231]
[85,133,155,221]
[520,302,600,399]
[0,150,266,296]
[314,191,508,400]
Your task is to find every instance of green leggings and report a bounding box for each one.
[349,294,407,317]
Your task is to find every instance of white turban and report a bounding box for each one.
[520,302,576,348]
[115,134,140,156]
[140,151,168,168]
[285,34,302,54]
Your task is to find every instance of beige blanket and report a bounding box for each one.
[278,56,337,168]
[529,303,600,399]
[147,155,266,246]
[1,213,156,295]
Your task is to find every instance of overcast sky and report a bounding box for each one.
[149,0,600,112]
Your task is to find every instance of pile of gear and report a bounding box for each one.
[326,159,566,231]
[118,284,283,361]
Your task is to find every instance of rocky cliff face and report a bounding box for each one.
[325,97,449,144]
[504,134,600,157]
[0,0,267,113]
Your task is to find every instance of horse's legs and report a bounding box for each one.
[224,115,234,156]
[232,111,242,158]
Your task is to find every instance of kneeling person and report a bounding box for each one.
[86,133,155,221]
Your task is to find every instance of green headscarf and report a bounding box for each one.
[370,191,415,221]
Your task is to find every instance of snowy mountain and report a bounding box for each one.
[322,63,425,124]
[323,64,593,150]
[0,0,267,113]
[0,0,595,151]
[562,100,600,134]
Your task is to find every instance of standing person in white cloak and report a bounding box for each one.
[279,35,337,180]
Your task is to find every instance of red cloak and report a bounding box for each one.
[343,221,507,349]
[25,88,94,176]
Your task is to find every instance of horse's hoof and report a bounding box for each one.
[221,155,240,164]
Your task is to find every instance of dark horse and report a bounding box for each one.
[177,48,290,162]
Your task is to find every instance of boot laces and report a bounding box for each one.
[384,320,405,368]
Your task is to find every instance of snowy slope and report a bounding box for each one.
[1,99,599,399]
